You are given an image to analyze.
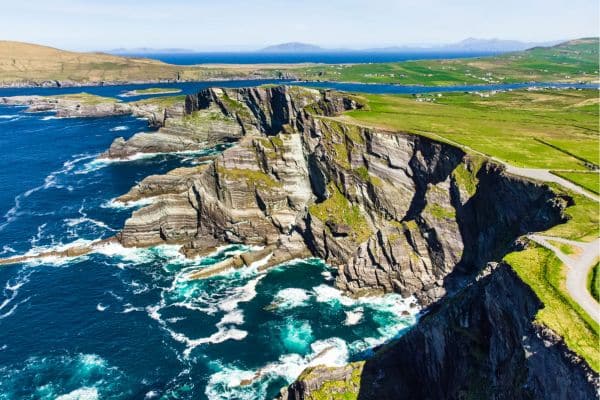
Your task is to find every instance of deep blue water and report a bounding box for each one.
[0,79,595,102]
[115,51,499,65]
[0,87,419,399]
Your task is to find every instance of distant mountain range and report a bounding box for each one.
[106,38,564,55]
[258,38,562,53]
[260,42,324,53]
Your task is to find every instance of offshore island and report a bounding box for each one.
[0,37,598,399]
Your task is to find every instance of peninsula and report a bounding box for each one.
[0,38,597,87]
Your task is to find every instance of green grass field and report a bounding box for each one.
[292,38,599,85]
[505,246,599,371]
[343,89,599,171]
[543,185,599,242]
[132,94,186,107]
[588,263,600,302]
[551,171,600,195]
[130,87,182,95]
[51,92,119,104]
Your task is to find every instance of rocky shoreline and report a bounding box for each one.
[0,85,596,398]
[0,94,185,128]
[0,76,295,90]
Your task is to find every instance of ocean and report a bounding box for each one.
[0,81,418,400]
[113,51,499,65]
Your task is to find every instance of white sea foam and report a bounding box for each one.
[281,319,313,354]
[55,387,99,400]
[41,116,60,121]
[144,390,160,399]
[94,242,182,264]
[0,153,96,231]
[344,308,364,326]
[0,245,16,255]
[109,125,129,132]
[312,284,354,306]
[217,309,244,327]
[170,326,249,358]
[217,276,264,312]
[17,238,97,266]
[102,196,156,209]
[121,304,144,314]
[64,216,114,232]
[96,303,108,312]
[0,353,126,399]
[205,337,349,400]
[272,288,311,310]
[74,159,108,175]
[0,304,18,320]
[96,147,216,163]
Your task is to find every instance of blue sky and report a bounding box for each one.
[1,0,598,50]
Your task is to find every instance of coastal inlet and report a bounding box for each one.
[0,95,418,400]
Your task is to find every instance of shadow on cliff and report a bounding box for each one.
[353,164,579,399]
[354,263,596,400]
[441,163,570,296]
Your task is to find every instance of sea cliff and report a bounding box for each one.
[2,85,596,397]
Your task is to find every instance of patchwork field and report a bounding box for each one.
[292,38,599,85]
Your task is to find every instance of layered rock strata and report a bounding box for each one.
[116,86,567,306]
[0,94,184,127]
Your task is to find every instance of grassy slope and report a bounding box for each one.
[291,38,599,85]
[504,246,599,371]
[551,171,600,195]
[343,89,599,170]
[50,92,119,104]
[131,87,182,94]
[588,263,600,302]
[0,41,290,84]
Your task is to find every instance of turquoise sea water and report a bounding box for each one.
[0,86,419,399]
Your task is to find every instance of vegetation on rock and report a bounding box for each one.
[504,245,599,371]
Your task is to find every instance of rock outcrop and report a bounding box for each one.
[282,263,598,400]
[0,94,184,126]
[116,86,566,305]
[102,85,347,159]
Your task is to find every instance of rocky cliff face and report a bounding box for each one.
[107,85,595,397]
[103,85,350,159]
[0,95,184,127]
[283,263,597,400]
[117,85,566,304]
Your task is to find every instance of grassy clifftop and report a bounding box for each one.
[342,88,599,172]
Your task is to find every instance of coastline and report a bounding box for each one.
[1,76,597,91]
[0,76,293,90]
